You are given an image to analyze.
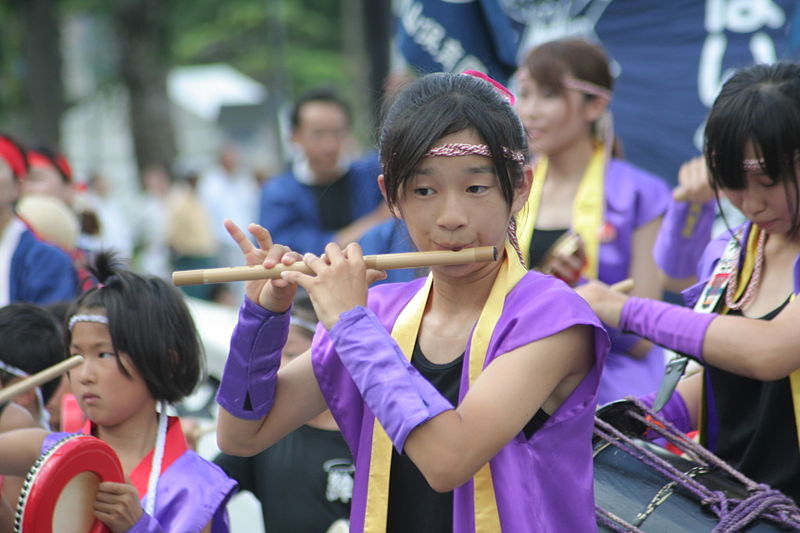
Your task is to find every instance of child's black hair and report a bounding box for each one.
[0,303,64,403]
[378,72,529,209]
[705,62,800,235]
[65,252,204,404]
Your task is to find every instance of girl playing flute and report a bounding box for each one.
[215,71,610,532]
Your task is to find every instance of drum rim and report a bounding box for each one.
[15,434,124,533]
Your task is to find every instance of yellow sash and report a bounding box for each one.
[698,226,800,450]
[363,243,527,532]
[516,145,605,278]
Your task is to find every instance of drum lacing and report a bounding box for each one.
[594,398,800,532]
[14,434,80,533]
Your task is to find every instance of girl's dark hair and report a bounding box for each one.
[65,252,204,404]
[705,62,800,235]
[379,72,529,208]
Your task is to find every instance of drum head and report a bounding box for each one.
[16,434,125,533]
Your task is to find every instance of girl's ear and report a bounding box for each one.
[583,95,609,124]
[377,174,400,217]
[511,164,533,215]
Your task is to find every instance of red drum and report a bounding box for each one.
[16,434,125,533]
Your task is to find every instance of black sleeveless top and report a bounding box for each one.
[706,296,800,503]
[386,342,550,531]
[528,228,569,269]
[307,170,353,231]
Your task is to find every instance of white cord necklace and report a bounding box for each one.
[144,402,168,517]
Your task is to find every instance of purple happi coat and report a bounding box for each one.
[312,271,609,532]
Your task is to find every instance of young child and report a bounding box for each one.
[215,72,609,532]
[579,62,800,502]
[0,253,237,532]
[514,37,671,404]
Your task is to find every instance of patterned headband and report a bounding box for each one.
[743,151,800,171]
[743,159,763,171]
[563,77,612,101]
[424,143,526,165]
[68,314,109,331]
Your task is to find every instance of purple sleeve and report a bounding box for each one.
[631,168,671,229]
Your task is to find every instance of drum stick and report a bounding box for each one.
[173,246,498,286]
[0,356,84,404]
[610,278,635,294]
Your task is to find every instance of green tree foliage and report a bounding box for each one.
[169,0,349,99]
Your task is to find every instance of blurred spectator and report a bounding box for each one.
[0,134,77,305]
[21,146,74,204]
[133,164,172,278]
[167,169,218,300]
[259,87,387,254]
[358,218,422,284]
[77,171,135,260]
[199,145,258,259]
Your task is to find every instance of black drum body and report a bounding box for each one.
[594,438,794,532]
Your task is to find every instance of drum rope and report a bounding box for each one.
[594,399,800,532]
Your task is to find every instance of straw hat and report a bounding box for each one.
[16,194,79,251]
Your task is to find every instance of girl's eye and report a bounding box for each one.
[98,352,115,359]
[413,187,435,197]
[467,185,489,194]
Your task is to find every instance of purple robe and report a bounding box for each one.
[593,159,670,404]
[42,430,237,532]
[312,271,609,532]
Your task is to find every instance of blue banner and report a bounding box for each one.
[394,0,799,185]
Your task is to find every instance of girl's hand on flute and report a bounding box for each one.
[224,219,302,313]
[281,242,386,330]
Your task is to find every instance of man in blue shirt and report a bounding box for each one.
[259,88,388,254]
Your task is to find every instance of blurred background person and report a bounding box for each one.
[167,168,218,300]
[0,134,77,305]
[258,87,388,254]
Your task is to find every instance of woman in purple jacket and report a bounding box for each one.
[514,37,672,404]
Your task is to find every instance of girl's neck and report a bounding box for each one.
[428,256,503,315]
[545,138,596,185]
[765,228,800,256]
[96,402,160,472]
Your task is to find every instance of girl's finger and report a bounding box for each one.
[323,242,346,264]
[224,219,256,254]
[249,223,274,251]
[366,269,387,285]
[263,244,292,268]
[343,241,364,264]
[302,252,328,274]
[280,270,312,289]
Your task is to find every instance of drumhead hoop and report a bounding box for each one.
[16,434,125,533]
